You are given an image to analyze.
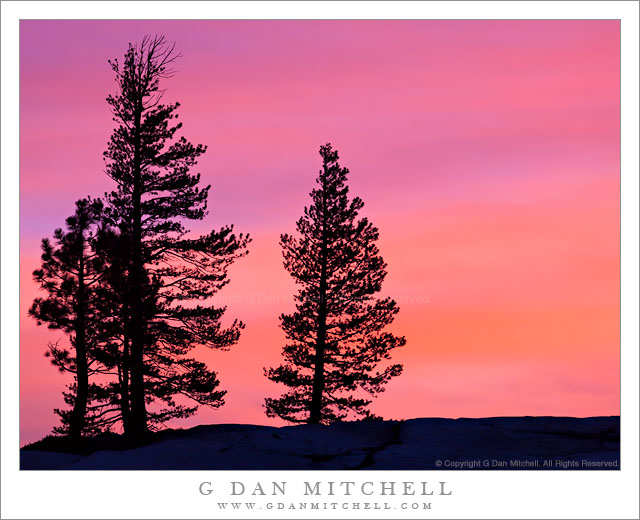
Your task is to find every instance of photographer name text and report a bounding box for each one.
[199,480,452,497]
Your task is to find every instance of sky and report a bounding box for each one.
[19,20,620,445]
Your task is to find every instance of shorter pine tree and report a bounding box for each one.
[30,198,106,437]
[265,144,405,424]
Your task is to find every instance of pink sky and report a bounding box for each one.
[20,20,620,445]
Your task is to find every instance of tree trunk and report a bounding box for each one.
[309,265,327,424]
[127,102,148,440]
[69,249,88,439]
[119,334,131,433]
[309,185,329,424]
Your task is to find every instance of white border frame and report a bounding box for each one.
[2,2,638,519]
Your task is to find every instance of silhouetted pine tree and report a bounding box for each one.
[29,198,106,438]
[103,35,250,438]
[265,144,405,424]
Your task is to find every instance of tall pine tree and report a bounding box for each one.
[103,35,250,438]
[265,144,405,424]
[29,198,106,438]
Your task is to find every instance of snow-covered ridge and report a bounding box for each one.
[21,416,619,470]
